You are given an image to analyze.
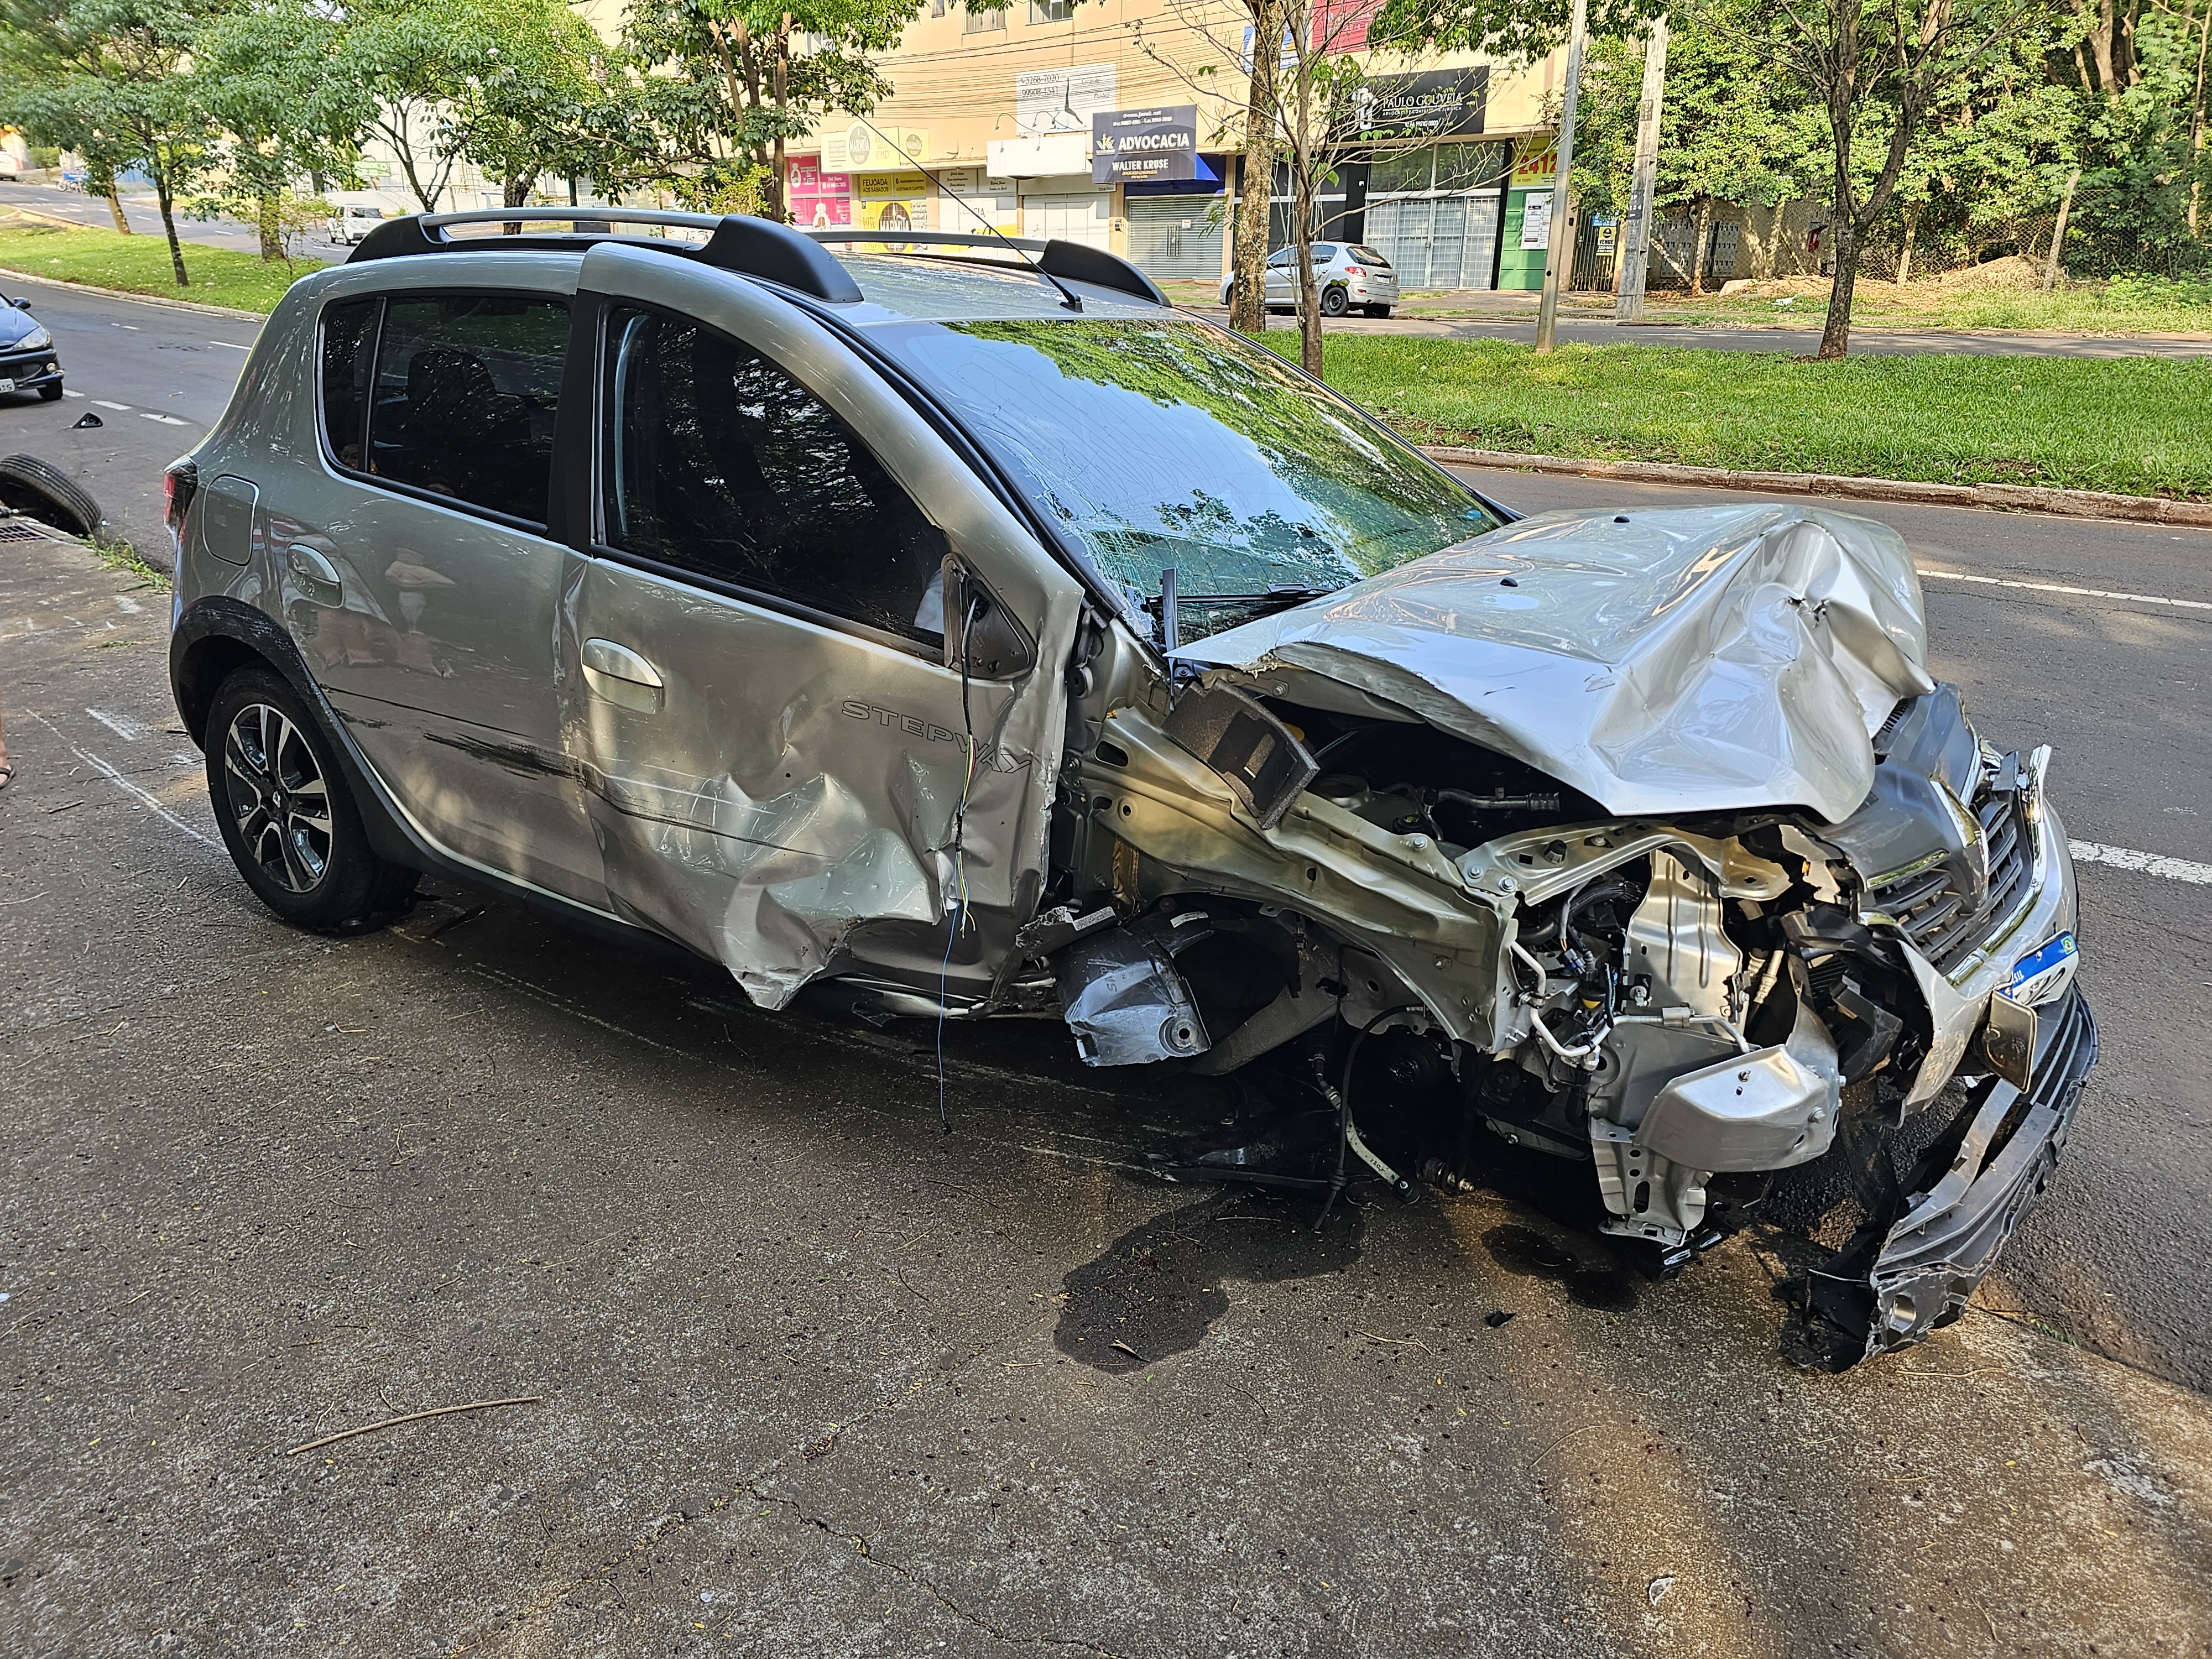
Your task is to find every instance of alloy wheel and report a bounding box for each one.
[222,702,333,893]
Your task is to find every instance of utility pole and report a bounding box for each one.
[1533,0,1590,353]
[1614,14,1668,322]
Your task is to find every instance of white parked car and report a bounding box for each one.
[1217,243,1399,318]
[327,205,390,246]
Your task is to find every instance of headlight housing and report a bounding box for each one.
[17,325,50,351]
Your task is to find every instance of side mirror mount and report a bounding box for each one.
[10,298,30,311]
[941,555,1036,680]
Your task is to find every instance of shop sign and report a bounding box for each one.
[1091,106,1198,185]
[1350,68,1488,142]
[1512,146,1557,186]
[786,156,851,228]
[825,125,927,171]
[1016,64,1117,139]
[1520,189,1553,249]
[853,170,930,242]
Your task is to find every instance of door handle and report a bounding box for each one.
[286,542,342,604]
[581,637,665,714]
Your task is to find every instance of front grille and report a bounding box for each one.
[1872,785,2033,974]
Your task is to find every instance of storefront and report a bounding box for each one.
[1344,70,1512,291]
[1092,104,1225,280]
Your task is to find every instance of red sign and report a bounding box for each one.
[787,158,852,228]
[1311,0,1381,52]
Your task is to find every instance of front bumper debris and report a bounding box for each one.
[1806,985,2098,1361]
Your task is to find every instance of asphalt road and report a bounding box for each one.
[4,293,2211,1655]
[0,180,353,265]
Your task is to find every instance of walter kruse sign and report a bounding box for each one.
[1353,69,1488,142]
[1092,105,1199,185]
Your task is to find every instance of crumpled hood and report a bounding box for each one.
[1171,504,1935,823]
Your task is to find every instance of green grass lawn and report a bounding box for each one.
[1324,335,2212,500]
[1585,274,2212,337]
[0,220,309,312]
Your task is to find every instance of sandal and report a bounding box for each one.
[0,764,13,790]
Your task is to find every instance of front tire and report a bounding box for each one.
[38,380,63,401]
[205,666,416,930]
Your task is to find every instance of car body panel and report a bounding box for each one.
[1172,504,1936,823]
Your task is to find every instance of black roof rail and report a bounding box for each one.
[800,227,1169,307]
[346,208,863,304]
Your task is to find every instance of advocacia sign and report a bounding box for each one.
[1091,106,1199,185]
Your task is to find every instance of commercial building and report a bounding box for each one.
[794,0,1572,291]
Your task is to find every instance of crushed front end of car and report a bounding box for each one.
[1031,502,2094,1365]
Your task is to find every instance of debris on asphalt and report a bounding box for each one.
[1648,1574,1676,1606]
[1484,1310,1516,1328]
[1112,1338,1144,1361]
[70,413,101,429]
[282,1395,542,1457]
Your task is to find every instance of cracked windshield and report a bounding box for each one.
[884,317,1501,638]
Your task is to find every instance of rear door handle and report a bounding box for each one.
[581,637,665,713]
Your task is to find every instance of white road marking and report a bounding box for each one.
[61,388,84,399]
[2069,841,2212,886]
[111,322,140,331]
[138,412,188,426]
[84,706,145,740]
[92,399,131,411]
[209,340,251,351]
[24,712,219,852]
[1918,565,2212,613]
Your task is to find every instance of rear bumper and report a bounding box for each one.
[1860,984,2099,1356]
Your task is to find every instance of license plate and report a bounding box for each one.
[0,379,14,393]
[2010,931,2078,1001]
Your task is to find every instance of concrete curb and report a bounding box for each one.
[1420,445,2212,529]
[0,262,268,321]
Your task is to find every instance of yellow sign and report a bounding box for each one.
[1512,146,1557,185]
[831,127,928,170]
[855,170,930,199]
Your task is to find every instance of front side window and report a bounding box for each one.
[364,294,568,523]
[880,316,1499,639]
[601,306,947,645]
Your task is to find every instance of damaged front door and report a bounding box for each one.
[562,246,1083,1009]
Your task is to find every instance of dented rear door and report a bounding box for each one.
[561,245,1084,1009]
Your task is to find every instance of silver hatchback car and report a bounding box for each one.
[1215,242,1400,317]
[167,210,2091,1365]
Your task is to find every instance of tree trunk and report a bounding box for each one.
[769,19,791,222]
[153,166,188,288]
[1896,201,1919,285]
[1688,195,1713,295]
[257,192,283,260]
[2043,166,2081,290]
[1231,0,1278,334]
[92,163,131,234]
[1286,29,1323,373]
[1817,217,1858,359]
[2189,3,2209,235]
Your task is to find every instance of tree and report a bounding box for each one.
[616,0,922,220]
[1750,0,2055,355]
[0,0,217,285]
[190,0,369,258]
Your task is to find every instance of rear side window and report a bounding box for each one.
[1310,243,1339,262]
[319,299,379,473]
[354,294,568,524]
[600,306,947,645]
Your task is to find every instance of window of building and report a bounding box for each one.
[362,294,568,524]
[963,5,1004,30]
[1029,0,1074,19]
[318,298,380,473]
[601,306,947,645]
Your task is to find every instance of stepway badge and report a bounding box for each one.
[1092,106,1199,185]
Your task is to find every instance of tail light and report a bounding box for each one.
[1343,265,1364,275]
[163,460,197,555]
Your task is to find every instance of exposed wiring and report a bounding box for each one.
[935,587,984,1134]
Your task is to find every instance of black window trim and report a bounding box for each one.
[313,286,570,536]
[585,295,956,668]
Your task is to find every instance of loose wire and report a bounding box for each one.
[935,588,984,1133]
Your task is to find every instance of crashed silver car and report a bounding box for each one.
[167,210,2093,1365]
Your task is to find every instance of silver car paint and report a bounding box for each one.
[1172,504,1936,823]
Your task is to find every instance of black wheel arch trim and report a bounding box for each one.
[169,596,696,963]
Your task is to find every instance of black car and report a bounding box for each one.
[0,293,63,400]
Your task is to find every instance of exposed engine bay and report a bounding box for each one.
[998,507,2097,1368]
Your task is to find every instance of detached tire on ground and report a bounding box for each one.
[39,381,64,401]
[0,452,102,538]
[205,666,418,931]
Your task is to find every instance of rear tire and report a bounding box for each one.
[205,666,416,931]
[0,452,101,536]
[39,380,64,401]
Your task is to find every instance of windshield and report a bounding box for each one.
[878,316,1499,634]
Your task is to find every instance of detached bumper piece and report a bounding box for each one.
[1802,988,2098,1365]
